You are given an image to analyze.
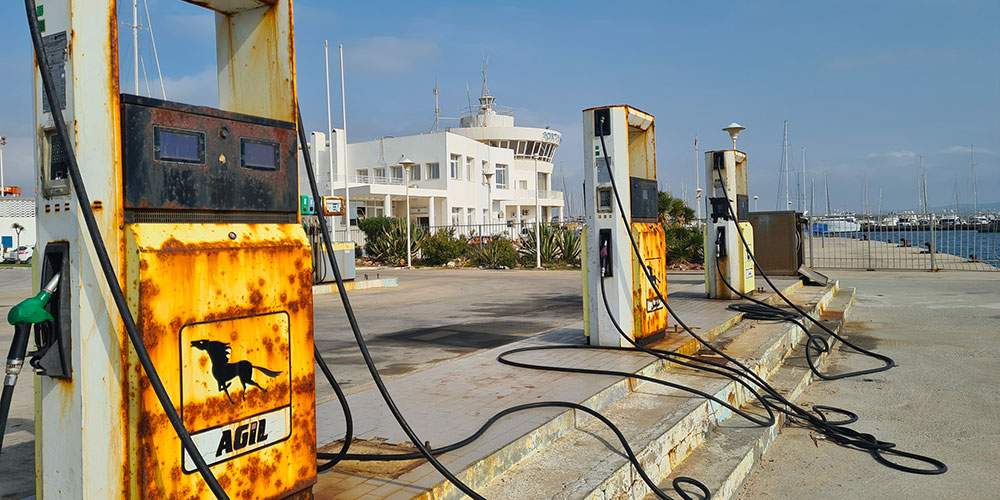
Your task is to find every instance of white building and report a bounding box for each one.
[0,198,36,253]
[304,83,564,236]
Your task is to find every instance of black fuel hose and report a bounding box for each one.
[595,122,945,475]
[1,324,32,458]
[296,113,485,498]
[23,1,230,497]
[710,165,895,380]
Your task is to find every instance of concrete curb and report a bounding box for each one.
[312,277,398,295]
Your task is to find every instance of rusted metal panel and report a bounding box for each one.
[631,222,668,343]
[120,95,298,214]
[126,223,315,500]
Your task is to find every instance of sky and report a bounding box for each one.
[0,0,997,214]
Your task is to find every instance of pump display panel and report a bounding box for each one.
[121,94,298,219]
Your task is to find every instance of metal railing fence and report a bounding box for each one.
[329,221,582,256]
[805,214,999,271]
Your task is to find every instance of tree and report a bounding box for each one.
[11,223,23,248]
[657,192,695,225]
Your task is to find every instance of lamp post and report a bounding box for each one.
[722,122,745,150]
[695,187,703,221]
[533,154,542,268]
[483,167,494,235]
[0,136,6,196]
[754,195,759,211]
[399,155,416,268]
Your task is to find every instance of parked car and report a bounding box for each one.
[2,246,20,263]
[16,245,33,264]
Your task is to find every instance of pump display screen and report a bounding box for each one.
[241,139,279,171]
[155,127,204,164]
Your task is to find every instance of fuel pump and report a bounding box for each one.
[582,106,667,347]
[28,1,315,499]
[705,124,755,299]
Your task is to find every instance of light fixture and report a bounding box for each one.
[722,123,745,150]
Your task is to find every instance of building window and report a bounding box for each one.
[516,141,527,155]
[374,167,386,183]
[466,207,474,225]
[391,166,403,182]
[451,207,461,225]
[356,169,369,183]
[410,164,421,181]
[519,180,528,190]
[450,154,460,179]
[482,208,488,224]
[465,156,473,182]
[427,162,440,179]
[495,164,508,189]
[537,172,547,192]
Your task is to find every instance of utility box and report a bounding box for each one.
[582,105,667,347]
[748,210,805,276]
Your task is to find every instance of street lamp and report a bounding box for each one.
[722,123,745,150]
[753,195,759,211]
[399,155,416,268]
[695,187,703,220]
[0,136,6,196]
[483,166,494,234]
[533,153,541,269]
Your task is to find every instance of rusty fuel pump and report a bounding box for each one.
[26,1,315,498]
[582,105,668,347]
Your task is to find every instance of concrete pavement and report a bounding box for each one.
[740,270,1000,499]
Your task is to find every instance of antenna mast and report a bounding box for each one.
[433,80,440,131]
[971,145,978,214]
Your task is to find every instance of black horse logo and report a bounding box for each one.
[191,340,282,404]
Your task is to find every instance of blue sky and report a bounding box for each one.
[0,0,997,213]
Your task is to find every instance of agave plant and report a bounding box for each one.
[366,218,427,265]
[555,228,582,264]
[518,224,561,264]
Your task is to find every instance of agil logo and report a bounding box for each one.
[216,418,269,457]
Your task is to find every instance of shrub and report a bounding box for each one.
[517,224,561,265]
[663,224,704,265]
[364,218,426,265]
[555,228,582,265]
[421,228,470,266]
[358,216,395,256]
[471,237,519,269]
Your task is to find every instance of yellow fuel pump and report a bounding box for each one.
[582,106,668,347]
[29,1,315,498]
[705,124,755,299]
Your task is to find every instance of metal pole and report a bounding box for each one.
[0,137,5,195]
[534,155,541,269]
[809,178,815,267]
[406,166,412,268]
[339,44,350,230]
[324,41,337,235]
[922,158,937,271]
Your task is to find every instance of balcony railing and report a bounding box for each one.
[349,175,406,186]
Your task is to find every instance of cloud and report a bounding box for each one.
[161,67,218,107]
[867,151,916,160]
[344,37,438,76]
[825,49,956,72]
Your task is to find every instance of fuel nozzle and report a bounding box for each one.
[8,273,60,326]
[5,273,59,389]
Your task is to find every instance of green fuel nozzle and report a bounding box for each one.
[8,273,60,326]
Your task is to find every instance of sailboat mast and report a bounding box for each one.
[824,168,830,216]
[784,121,790,209]
[971,145,978,214]
[132,0,139,94]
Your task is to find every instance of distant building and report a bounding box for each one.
[303,81,564,234]
[0,198,36,251]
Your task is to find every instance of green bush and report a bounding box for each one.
[364,218,426,265]
[517,224,561,265]
[421,228,470,266]
[471,237,519,269]
[358,216,395,256]
[555,228,582,265]
[663,224,704,265]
